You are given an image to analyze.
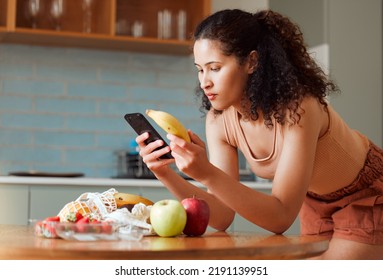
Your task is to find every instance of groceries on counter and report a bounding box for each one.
[35,188,155,240]
[58,188,119,221]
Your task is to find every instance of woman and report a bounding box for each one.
[136,9,383,259]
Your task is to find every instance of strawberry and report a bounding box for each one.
[66,211,83,223]
[101,222,113,234]
[38,218,58,238]
[89,219,102,233]
[39,216,60,238]
[43,223,57,238]
[44,216,60,222]
[77,216,90,223]
[76,216,90,233]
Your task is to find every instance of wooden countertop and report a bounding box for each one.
[0,225,328,260]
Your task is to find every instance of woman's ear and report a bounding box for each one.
[248,50,258,74]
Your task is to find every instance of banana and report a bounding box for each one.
[113,192,154,209]
[146,109,191,142]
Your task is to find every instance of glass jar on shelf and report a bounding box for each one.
[49,0,65,31]
[24,0,43,29]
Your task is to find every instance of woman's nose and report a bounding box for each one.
[200,75,212,89]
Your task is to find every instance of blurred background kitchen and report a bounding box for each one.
[0,0,382,179]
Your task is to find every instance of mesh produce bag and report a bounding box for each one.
[58,188,118,221]
[76,188,118,218]
[58,201,92,221]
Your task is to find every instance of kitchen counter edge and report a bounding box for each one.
[0,176,272,189]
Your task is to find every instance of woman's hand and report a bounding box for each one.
[167,130,211,180]
[135,132,174,174]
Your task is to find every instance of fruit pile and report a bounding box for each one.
[35,188,211,240]
[35,188,154,239]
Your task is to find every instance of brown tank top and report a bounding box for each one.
[221,105,370,190]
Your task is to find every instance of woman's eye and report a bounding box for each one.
[211,67,220,72]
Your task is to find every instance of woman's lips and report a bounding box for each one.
[205,93,217,101]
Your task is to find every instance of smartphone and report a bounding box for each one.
[124,112,173,159]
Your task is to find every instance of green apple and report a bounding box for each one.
[150,199,187,237]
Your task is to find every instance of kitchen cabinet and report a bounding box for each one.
[0,0,211,55]
[0,185,29,225]
[0,0,6,29]
[233,212,300,235]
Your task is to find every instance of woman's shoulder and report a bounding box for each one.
[300,96,327,110]
[279,96,329,138]
[295,96,328,121]
[287,96,329,137]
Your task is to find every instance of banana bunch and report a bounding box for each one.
[146,109,191,142]
[114,192,154,210]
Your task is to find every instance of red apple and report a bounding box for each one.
[181,196,210,236]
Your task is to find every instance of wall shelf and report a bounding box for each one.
[0,0,210,55]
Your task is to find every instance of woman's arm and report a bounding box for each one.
[170,99,325,234]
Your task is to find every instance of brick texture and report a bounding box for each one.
[0,44,205,177]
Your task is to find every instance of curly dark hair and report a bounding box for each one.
[193,9,338,127]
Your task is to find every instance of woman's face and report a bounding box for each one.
[193,39,253,112]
